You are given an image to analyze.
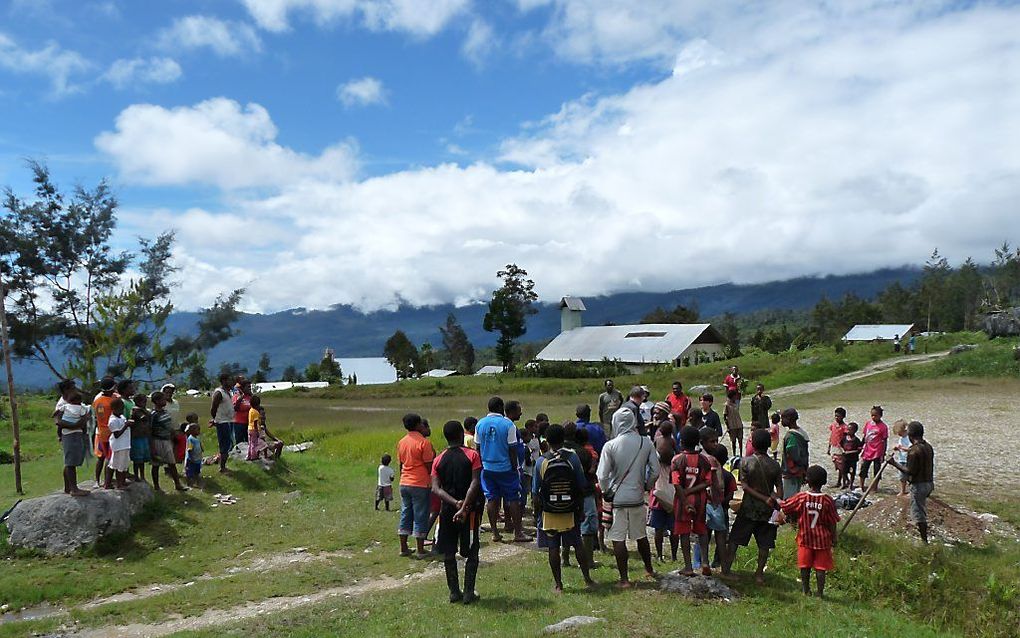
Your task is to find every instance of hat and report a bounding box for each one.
[100,377,116,391]
[161,383,176,393]
[654,401,671,414]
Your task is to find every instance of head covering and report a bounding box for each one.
[612,407,637,436]
[654,401,671,414]
[161,383,176,393]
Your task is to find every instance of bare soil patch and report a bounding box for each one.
[854,495,993,545]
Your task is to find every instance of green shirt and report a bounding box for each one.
[740,453,781,521]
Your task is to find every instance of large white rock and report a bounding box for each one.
[5,481,155,555]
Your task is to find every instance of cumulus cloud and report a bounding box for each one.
[239,0,470,36]
[0,32,90,96]
[102,57,182,88]
[106,3,1020,312]
[336,76,387,107]
[461,18,496,66]
[158,15,261,57]
[95,98,357,190]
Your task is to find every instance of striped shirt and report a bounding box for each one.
[782,491,840,550]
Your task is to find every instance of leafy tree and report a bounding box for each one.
[303,362,321,382]
[186,355,211,390]
[281,365,299,382]
[640,303,700,324]
[876,281,917,323]
[218,362,246,378]
[252,352,272,383]
[418,342,436,373]
[989,242,1020,307]
[384,330,420,379]
[439,313,475,374]
[483,264,538,371]
[717,312,741,358]
[318,355,342,384]
[919,249,951,331]
[0,162,242,386]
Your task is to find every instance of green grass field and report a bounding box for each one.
[1,333,1017,637]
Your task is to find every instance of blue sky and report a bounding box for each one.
[1,1,1019,313]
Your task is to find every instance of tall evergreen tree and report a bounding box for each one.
[384,330,420,379]
[439,313,475,374]
[483,264,538,371]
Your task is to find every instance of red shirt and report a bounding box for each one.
[671,451,713,508]
[664,393,691,424]
[724,374,741,396]
[782,491,840,550]
[828,422,848,448]
[431,446,482,477]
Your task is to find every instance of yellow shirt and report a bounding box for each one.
[464,433,475,449]
[248,407,261,433]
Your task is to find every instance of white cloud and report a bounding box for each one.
[102,57,182,88]
[0,32,90,96]
[95,98,357,190]
[105,3,1020,313]
[461,18,495,66]
[158,15,261,57]
[239,0,470,36]
[336,76,387,107]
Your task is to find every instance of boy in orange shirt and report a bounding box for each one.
[91,377,117,487]
[781,465,840,598]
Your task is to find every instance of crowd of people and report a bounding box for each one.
[388,371,936,603]
[52,373,283,495]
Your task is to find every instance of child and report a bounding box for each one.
[671,425,714,576]
[768,411,781,460]
[892,419,911,497]
[688,393,722,438]
[521,420,538,511]
[106,398,131,490]
[827,408,849,486]
[533,423,594,593]
[129,393,151,483]
[185,422,203,488]
[746,421,763,457]
[175,412,197,466]
[463,416,478,450]
[376,454,395,511]
[91,377,117,488]
[56,390,90,496]
[431,420,483,604]
[839,423,862,489]
[724,390,744,463]
[148,391,186,492]
[859,406,889,491]
[886,421,935,544]
[247,397,267,461]
[723,429,783,583]
[781,465,839,598]
[706,445,736,575]
[649,420,677,563]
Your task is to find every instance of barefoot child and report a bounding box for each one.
[892,420,911,496]
[91,377,117,488]
[55,390,90,496]
[768,411,781,460]
[431,420,484,604]
[376,454,395,511]
[185,422,203,488]
[706,445,735,573]
[724,390,743,462]
[106,398,131,489]
[840,423,862,489]
[827,408,848,485]
[781,465,839,598]
[149,391,187,492]
[859,406,889,491]
[671,425,714,576]
[129,394,151,483]
[723,429,783,583]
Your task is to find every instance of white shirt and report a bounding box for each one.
[109,415,131,452]
[59,403,89,437]
[378,464,395,487]
[213,387,235,423]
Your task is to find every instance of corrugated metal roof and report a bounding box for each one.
[561,296,586,311]
[535,323,720,364]
[474,365,504,375]
[424,369,458,378]
[843,324,915,341]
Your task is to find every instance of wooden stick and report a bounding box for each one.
[0,279,23,494]
[839,457,891,534]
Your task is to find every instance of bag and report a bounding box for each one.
[539,451,581,514]
[652,465,675,514]
[602,438,645,503]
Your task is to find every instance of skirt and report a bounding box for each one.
[130,437,151,462]
[61,431,87,467]
[151,438,176,465]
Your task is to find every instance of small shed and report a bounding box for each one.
[424,369,459,378]
[843,324,915,342]
[474,365,504,376]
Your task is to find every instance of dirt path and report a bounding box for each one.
[773,350,950,398]
[71,543,526,638]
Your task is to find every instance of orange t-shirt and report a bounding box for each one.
[397,431,436,488]
[92,393,115,441]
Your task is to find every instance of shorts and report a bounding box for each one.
[674,494,708,536]
[398,485,431,538]
[94,435,112,460]
[899,470,910,483]
[376,485,393,501]
[480,469,522,503]
[580,495,598,535]
[61,431,87,467]
[607,504,648,542]
[797,546,834,571]
[728,514,778,549]
[232,422,248,444]
[436,508,481,558]
[647,507,673,532]
[185,460,202,479]
[215,423,234,457]
[783,477,803,498]
[537,525,582,549]
[108,449,131,473]
[859,458,883,480]
[130,437,151,462]
[151,438,176,465]
[910,482,933,524]
[842,455,859,472]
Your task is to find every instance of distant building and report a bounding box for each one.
[536,297,725,373]
[843,324,915,342]
[474,365,504,376]
[424,369,459,378]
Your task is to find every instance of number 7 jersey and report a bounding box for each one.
[781,491,840,549]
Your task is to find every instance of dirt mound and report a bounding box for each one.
[853,495,990,545]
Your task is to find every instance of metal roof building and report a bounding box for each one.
[535,323,724,369]
[843,324,915,342]
[474,365,504,376]
[423,369,459,378]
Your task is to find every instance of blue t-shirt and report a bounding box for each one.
[577,419,607,455]
[475,413,517,472]
[186,434,203,463]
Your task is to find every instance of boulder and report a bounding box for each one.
[659,572,738,601]
[543,616,603,633]
[949,344,977,355]
[5,481,155,555]
[981,307,1020,337]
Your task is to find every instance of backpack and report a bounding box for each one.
[539,450,581,515]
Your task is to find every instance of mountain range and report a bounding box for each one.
[7,267,919,389]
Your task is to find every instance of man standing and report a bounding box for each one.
[476,396,530,543]
[397,413,436,559]
[598,379,624,432]
[232,378,253,445]
[750,383,772,429]
[596,408,658,588]
[615,386,646,437]
[724,366,743,407]
[887,421,934,544]
[664,381,691,430]
[575,404,607,454]
[688,393,723,439]
[209,373,235,473]
[780,408,810,496]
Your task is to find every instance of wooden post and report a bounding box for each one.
[839,457,891,534]
[0,279,23,494]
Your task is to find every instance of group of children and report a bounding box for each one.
[53,376,281,495]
